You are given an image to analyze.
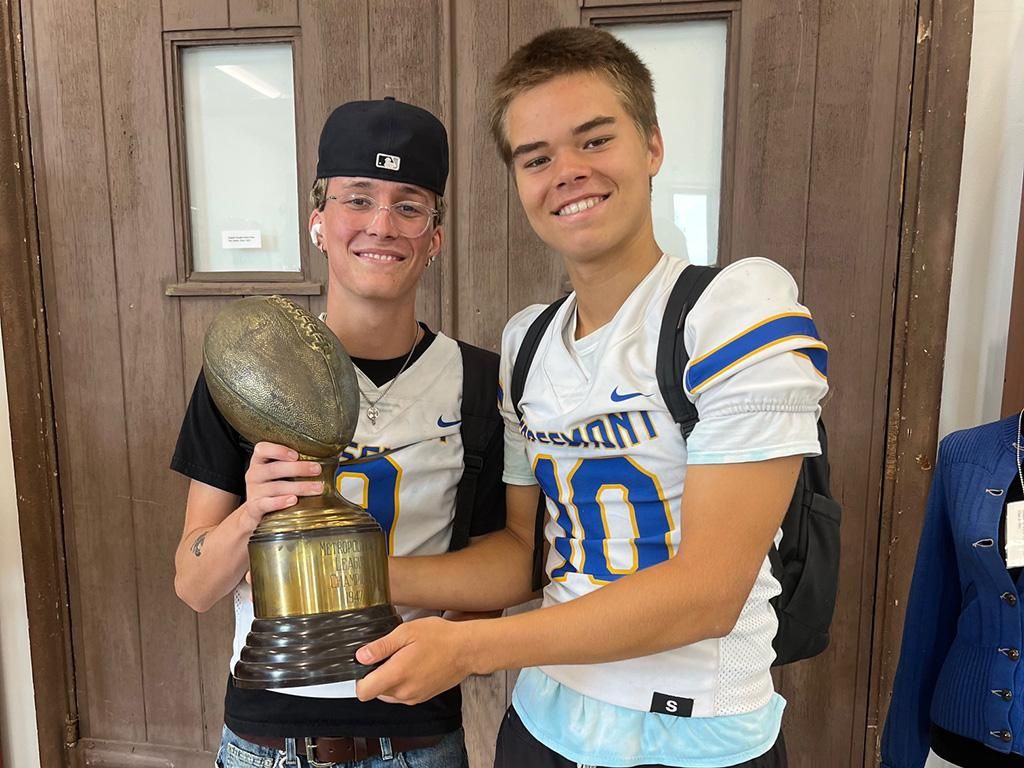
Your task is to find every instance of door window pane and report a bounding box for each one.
[611,21,727,266]
[182,44,300,273]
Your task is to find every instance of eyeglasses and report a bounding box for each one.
[325,194,439,238]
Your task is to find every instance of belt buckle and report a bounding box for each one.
[304,737,336,768]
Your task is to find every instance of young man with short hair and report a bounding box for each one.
[355,28,829,768]
[172,97,538,767]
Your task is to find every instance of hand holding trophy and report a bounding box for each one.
[203,294,400,688]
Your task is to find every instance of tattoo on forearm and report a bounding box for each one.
[190,532,208,558]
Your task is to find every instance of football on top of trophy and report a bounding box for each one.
[202,295,360,458]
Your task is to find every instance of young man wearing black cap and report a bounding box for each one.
[171,98,539,767]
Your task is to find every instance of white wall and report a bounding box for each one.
[939,0,1024,437]
[0,321,41,768]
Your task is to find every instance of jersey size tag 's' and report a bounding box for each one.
[650,692,694,718]
[1005,501,1024,568]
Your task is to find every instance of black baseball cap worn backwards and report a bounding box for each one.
[316,97,449,197]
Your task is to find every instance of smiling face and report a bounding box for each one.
[505,71,663,268]
[309,177,442,306]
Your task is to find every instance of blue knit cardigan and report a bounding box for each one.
[881,414,1024,768]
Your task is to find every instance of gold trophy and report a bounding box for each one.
[203,295,401,688]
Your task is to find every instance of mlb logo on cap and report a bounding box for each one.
[376,153,401,171]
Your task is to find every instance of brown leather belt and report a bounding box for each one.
[238,732,444,764]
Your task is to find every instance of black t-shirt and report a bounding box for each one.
[933,723,1024,767]
[171,327,506,738]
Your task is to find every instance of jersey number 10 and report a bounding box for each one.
[533,456,676,583]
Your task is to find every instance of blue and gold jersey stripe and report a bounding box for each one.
[792,346,828,380]
[686,312,827,393]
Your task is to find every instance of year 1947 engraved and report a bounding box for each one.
[327,572,365,603]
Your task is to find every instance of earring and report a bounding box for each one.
[426,254,437,268]
[310,223,326,254]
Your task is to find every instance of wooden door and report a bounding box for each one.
[20,0,918,766]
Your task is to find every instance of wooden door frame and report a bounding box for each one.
[0,0,974,765]
[0,1,77,766]
[1002,170,1024,416]
[867,0,975,764]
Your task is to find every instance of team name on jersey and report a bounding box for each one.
[519,410,659,451]
[339,442,389,461]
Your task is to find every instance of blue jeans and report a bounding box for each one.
[216,726,469,768]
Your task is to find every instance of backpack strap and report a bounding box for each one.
[451,341,504,552]
[510,297,570,590]
[655,265,721,438]
[510,296,570,421]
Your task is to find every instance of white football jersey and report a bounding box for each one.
[230,332,467,698]
[500,255,828,717]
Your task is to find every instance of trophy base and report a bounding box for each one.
[233,604,402,689]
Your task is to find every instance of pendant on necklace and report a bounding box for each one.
[367,405,379,425]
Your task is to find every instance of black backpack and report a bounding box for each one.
[448,341,507,552]
[438,341,551,583]
[510,265,841,666]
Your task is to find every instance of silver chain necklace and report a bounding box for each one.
[359,322,420,425]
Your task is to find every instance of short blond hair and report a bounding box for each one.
[489,27,658,166]
[308,177,446,226]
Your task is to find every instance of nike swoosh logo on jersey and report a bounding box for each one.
[610,387,651,402]
[437,416,462,428]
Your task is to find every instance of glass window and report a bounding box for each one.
[182,43,300,273]
[610,21,727,266]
